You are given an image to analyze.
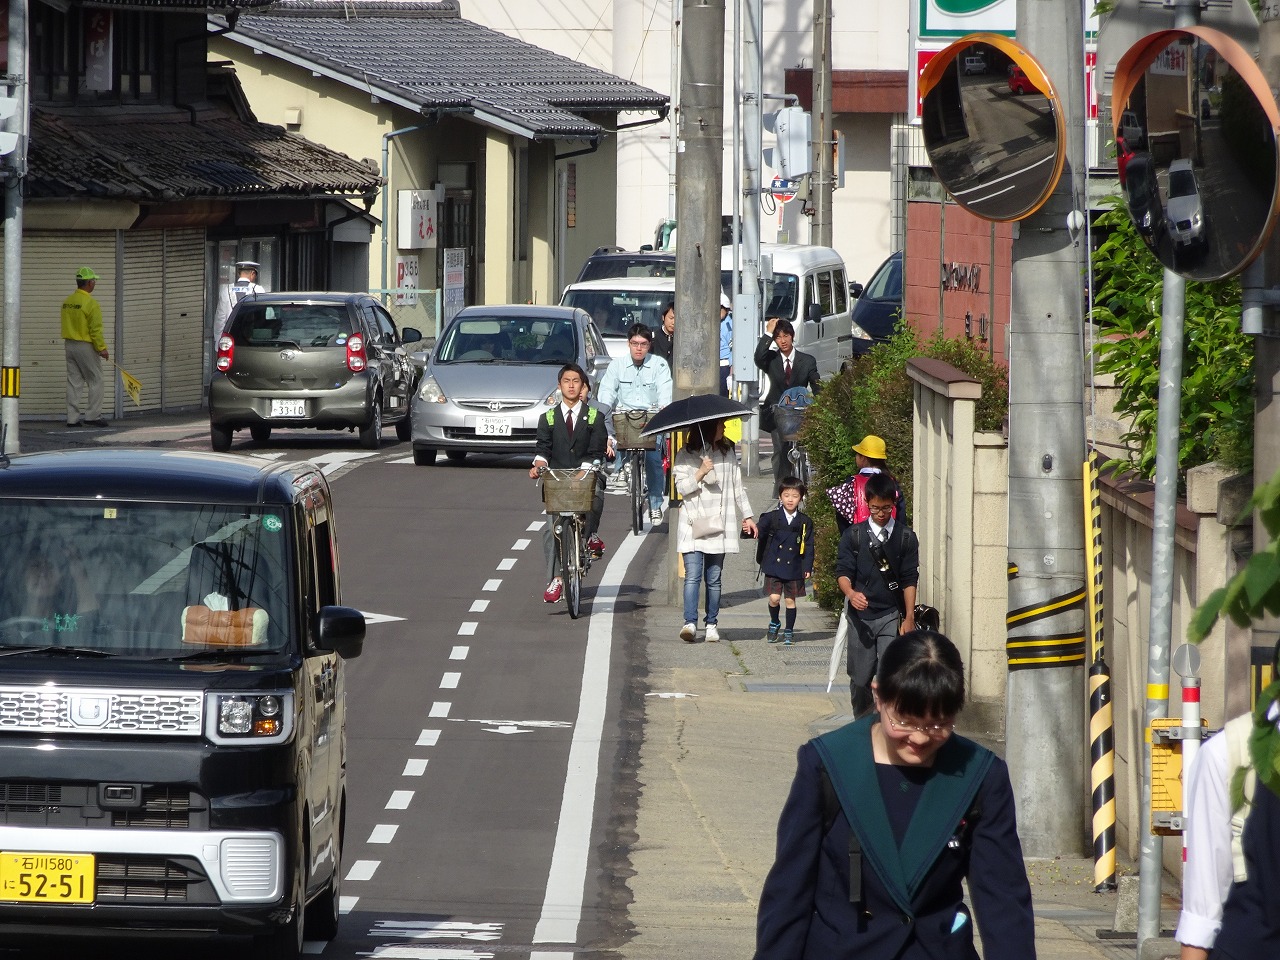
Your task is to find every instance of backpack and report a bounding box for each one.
[1224,712,1257,883]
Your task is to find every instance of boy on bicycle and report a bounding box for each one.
[530,363,608,603]
[596,323,673,525]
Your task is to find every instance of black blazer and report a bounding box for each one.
[533,403,608,468]
[756,508,815,582]
[1214,779,1280,958]
[754,336,820,431]
[754,732,1036,960]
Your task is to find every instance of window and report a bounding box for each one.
[816,271,834,316]
[30,7,161,103]
[833,269,848,313]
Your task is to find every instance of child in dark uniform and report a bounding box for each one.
[756,476,814,645]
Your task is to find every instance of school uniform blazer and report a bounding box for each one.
[757,508,814,582]
[754,727,1036,960]
[1213,779,1280,958]
[754,337,820,431]
[533,403,608,469]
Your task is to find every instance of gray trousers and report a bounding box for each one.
[65,339,104,423]
[847,607,901,717]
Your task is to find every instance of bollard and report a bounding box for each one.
[1083,451,1117,890]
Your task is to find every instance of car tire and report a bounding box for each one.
[254,846,305,960]
[359,402,382,450]
[445,450,467,463]
[250,424,272,444]
[304,829,341,942]
[394,411,412,442]
[413,447,437,466]
[210,423,233,452]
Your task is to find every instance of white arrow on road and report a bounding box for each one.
[360,610,406,625]
[645,692,700,699]
[359,948,496,959]
[371,920,503,941]
[483,724,530,735]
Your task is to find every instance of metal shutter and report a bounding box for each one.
[122,231,164,413]
[163,229,205,409]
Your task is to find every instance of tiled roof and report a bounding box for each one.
[27,106,381,201]
[215,0,669,140]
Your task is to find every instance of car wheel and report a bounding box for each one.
[359,401,383,450]
[304,826,341,942]
[250,424,272,444]
[394,410,412,442]
[413,447,437,466]
[210,423,233,452]
[445,450,467,463]
[254,846,305,960]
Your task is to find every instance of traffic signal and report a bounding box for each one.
[774,106,812,181]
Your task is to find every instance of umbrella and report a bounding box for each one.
[639,393,754,438]
[827,607,849,693]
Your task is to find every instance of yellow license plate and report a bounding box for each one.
[0,852,95,903]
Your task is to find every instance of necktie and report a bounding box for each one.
[565,409,574,434]
[784,358,792,386]
[879,527,889,543]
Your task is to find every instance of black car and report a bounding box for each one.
[209,292,422,452]
[850,251,904,354]
[0,449,365,958]
[574,246,677,282]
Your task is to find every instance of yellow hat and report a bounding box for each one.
[76,267,99,281]
[852,435,887,460]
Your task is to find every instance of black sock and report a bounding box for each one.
[768,604,781,625]
[785,606,797,630]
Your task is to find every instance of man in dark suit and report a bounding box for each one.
[754,318,820,494]
[834,473,919,716]
[530,363,608,603]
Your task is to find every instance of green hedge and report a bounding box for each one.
[799,328,1009,609]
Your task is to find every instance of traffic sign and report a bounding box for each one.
[770,176,796,203]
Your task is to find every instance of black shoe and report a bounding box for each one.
[83,419,110,428]
[66,421,82,428]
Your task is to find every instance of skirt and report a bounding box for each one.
[764,575,805,599]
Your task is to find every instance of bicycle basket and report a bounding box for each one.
[542,470,597,513]
[612,409,656,449]
[773,405,807,441]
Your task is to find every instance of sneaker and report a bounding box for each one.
[766,622,782,643]
[587,534,605,557]
[679,622,697,643]
[649,507,662,523]
[782,629,794,646]
[704,624,720,643]
[543,578,563,603]
[65,421,82,428]
[83,419,110,428]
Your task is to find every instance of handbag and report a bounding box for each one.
[690,512,722,539]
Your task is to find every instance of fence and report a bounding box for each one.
[371,288,444,342]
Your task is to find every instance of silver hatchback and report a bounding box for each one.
[410,305,610,465]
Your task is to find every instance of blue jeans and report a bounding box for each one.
[645,447,666,512]
[683,551,724,626]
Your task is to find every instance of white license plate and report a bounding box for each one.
[269,399,306,418]
[475,417,512,437]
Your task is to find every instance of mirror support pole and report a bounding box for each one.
[1005,0,1089,861]
[809,0,834,245]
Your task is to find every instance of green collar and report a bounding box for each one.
[812,715,993,914]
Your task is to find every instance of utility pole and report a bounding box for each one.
[1004,0,1088,858]
[673,0,724,400]
[809,0,833,246]
[2,0,27,456]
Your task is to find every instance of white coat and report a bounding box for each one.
[673,443,754,554]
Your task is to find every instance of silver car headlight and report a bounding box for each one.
[543,386,564,406]
[417,376,447,403]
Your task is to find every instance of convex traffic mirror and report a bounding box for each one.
[919,34,1065,222]
[1113,28,1280,281]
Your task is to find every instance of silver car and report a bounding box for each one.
[1165,158,1206,249]
[410,305,610,465]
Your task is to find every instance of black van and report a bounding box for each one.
[0,449,365,957]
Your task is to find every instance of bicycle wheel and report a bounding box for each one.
[562,518,583,619]
[630,449,645,535]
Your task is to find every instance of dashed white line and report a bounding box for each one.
[402,759,429,777]
[513,538,531,550]
[386,790,414,810]
[450,646,469,660]
[441,672,461,689]
[346,860,379,881]
[483,579,502,591]
[458,622,477,636]
[469,599,490,612]
[417,729,441,746]
[497,558,517,570]
[527,521,544,531]
[338,895,358,914]
[368,824,399,844]
[429,702,451,718]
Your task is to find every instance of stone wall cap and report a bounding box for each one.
[906,357,983,400]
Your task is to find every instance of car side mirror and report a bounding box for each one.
[314,605,366,659]
[806,303,822,324]
[849,282,864,300]
[402,327,423,344]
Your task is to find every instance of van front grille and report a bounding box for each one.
[111,787,194,829]
[96,855,215,904]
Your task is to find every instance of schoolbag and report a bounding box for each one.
[1224,712,1257,883]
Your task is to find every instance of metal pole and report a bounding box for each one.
[734,0,763,476]
[809,0,833,246]
[380,126,419,301]
[669,0,681,222]
[2,0,27,455]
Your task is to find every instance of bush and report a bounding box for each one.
[799,329,1009,609]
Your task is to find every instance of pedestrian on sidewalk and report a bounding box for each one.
[835,472,919,717]
[755,318,820,496]
[756,476,814,646]
[754,631,1036,960]
[61,267,110,428]
[673,418,757,643]
[826,434,908,534]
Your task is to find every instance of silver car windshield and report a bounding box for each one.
[0,501,292,658]
[435,316,579,364]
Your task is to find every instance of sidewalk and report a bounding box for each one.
[623,450,1182,960]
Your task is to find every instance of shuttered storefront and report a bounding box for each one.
[163,229,205,409]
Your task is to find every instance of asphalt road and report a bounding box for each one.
[5,438,660,960]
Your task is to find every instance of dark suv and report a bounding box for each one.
[0,449,365,957]
[209,292,422,451]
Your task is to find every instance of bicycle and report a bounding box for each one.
[539,464,601,619]
[773,387,813,491]
[612,409,657,535]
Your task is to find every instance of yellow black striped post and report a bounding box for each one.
[0,366,18,398]
[1083,450,1116,890]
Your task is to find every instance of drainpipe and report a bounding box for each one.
[380,126,420,300]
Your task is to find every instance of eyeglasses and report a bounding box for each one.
[867,503,894,516]
[880,705,954,738]
[628,339,651,347]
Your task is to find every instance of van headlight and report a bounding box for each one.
[206,691,294,744]
[417,376,446,403]
[851,323,872,341]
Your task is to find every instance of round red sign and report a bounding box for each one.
[770,176,796,203]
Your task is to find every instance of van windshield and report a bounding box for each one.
[561,290,671,338]
[229,304,353,348]
[0,501,292,658]
[719,271,800,322]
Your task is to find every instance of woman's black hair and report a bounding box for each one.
[875,630,965,719]
[684,421,734,455]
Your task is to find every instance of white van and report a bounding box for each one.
[721,243,869,378]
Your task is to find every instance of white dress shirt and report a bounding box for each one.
[1175,729,1233,950]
